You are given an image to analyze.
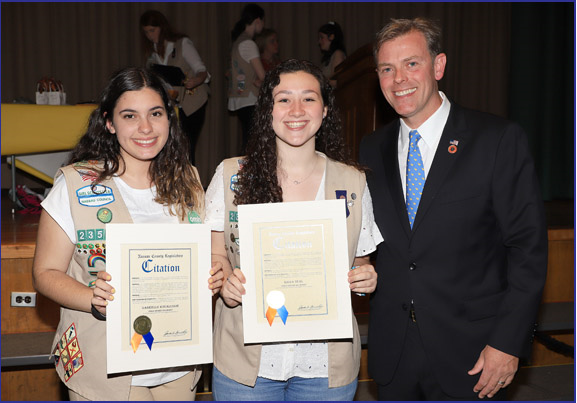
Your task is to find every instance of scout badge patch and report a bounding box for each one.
[336,190,356,217]
[57,323,84,381]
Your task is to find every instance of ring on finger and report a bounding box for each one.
[497,381,505,386]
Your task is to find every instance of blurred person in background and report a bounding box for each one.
[140,9,210,165]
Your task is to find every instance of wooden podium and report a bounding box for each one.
[333,43,397,161]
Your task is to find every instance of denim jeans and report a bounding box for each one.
[212,365,357,401]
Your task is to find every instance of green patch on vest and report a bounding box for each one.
[188,211,202,224]
[77,228,105,242]
[229,211,238,223]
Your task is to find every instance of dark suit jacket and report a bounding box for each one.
[359,101,548,396]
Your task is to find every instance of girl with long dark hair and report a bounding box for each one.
[33,67,213,401]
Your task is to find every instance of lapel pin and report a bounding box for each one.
[348,192,356,208]
[448,140,459,154]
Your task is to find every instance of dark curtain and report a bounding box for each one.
[509,3,574,201]
[0,2,514,186]
[1,2,572,197]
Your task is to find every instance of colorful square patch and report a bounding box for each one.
[67,338,80,358]
[52,345,61,365]
[72,352,84,373]
[64,362,74,382]
[57,323,84,381]
[60,347,70,367]
[66,323,77,343]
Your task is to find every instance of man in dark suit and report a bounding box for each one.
[359,17,548,400]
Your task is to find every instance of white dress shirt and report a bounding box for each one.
[398,91,451,200]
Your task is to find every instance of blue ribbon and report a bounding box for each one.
[277,306,289,324]
[143,332,154,350]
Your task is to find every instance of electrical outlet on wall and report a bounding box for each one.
[11,292,37,307]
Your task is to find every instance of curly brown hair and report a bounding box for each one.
[234,59,360,205]
[67,67,203,220]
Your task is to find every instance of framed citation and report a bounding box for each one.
[239,199,353,344]
[105,223,213,374]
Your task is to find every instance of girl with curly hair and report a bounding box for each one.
[33,67,214,400]
[206,59,382,400]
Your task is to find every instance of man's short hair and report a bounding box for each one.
[374,17,443,63]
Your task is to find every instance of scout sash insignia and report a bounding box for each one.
[265,290,289,326]
[61,346,70,367]
[230,174,239,192]
[72,162,100,182]
[131,315,155,352]
[72,352,84,373]
[57,323,84,381]
[188,211,202,224]
[76,184,115,207]
[336,190,354,217]
[87,253,106,287]
[97,208,112,223]
[87,252,105,267]
[52,344,61,365]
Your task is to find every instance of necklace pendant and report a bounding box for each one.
[293,180,300,185]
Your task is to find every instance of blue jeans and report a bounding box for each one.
[212,366,357,401]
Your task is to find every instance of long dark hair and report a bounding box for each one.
[319,21,346,66]
[231,4,265,42]
[234,59,359,205]
[67,67,203,219]
[140,10,186,63]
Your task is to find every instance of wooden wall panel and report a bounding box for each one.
[1,367,66,401]
[530,333,574,366]
[542,229,574,303]
[333,44,397,161]
[1,258,60,334]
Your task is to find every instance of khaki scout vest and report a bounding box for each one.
[50,162,204,400]
[229,32,259,99]
[213,156,364,388]
[168,38,209,117]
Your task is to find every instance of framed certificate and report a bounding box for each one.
[105,223,213,374]
[239,199,353,344]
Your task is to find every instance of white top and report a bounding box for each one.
[150,38,211,84]
[205,156,383,380]
[42,174,188,387]
[398,91,451,200]
[322,49,346,80]
[227,39,260,111]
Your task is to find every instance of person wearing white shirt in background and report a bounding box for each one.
[228,3,266,154]
[318,21,346,88]
[140,10,211,165]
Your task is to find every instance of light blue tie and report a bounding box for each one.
[406,130,425,228]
